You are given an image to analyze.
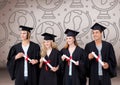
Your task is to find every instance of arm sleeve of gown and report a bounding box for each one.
[6,46,16,80]
[57,50,62,66]
[108,44,117,78]
[84,44,91,77]
[35,44,40,60]
[78,49,87,77]
[59,49,66,75]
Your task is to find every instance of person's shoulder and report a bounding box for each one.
[61,47,67,51]
[9,43,21,51]
[102,41,113,47]
[85,41,94,46]
[30,41,39,46]
[53,48,60,53]
[76,46,85,53]
[76,46,83,50]
[12,42,21,47]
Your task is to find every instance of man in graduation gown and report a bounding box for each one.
[7,25,40,85]
[85,23,117,85]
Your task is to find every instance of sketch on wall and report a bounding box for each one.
[0,0,120,68]
[8,10,36,44]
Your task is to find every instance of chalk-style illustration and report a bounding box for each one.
[0,23,8,48]
[35,21,64,46]
[91,21,119,45]
[70,0,83,8]
[0,0,8,10]
[37,0,63,19]
[8,10,36,44]
[63,10,92,45]
[15,0,28,8]
[92,0,118,19]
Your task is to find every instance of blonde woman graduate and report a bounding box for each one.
[39,33,61,85]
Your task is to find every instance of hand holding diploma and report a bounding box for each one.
[23,55,32,62]
[42,58,53,69]
[91,52,104,66]
[62,54,76,64]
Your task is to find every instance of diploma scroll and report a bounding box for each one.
[23,55,32,62]
[42,58,53,69]
[91,52,104,66]
[63,54,76,64]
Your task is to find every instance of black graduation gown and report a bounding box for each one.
[39,48,60,85]
[61,46,87,85]
[85,41,117,85]
[7,41,40,85]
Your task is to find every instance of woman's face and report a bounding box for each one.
[92,30,102,41]
[20,31,28,41]
[66,36,75,45]
[44,40,52,49]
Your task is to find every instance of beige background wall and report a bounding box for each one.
[0,0,120,68]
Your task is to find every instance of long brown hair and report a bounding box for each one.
[64,36,78,49]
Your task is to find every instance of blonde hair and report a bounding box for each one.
[64,37,78,49]
[40,40,58,57]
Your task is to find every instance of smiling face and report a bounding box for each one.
[66,36,75,45]
[92,30,102,41]
[43,40,52,49]
[20,31,29,41]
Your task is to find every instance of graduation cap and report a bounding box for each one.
[19,25,33,33]
[65,29,79,37]
[91,23,106,38]
[41,32,57,42]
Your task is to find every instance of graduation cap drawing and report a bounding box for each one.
[19,25,33,33]
[41,32,57,42]
[91,23,106,38]
[64,29,79,37]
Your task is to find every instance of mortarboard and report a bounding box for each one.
[65,29,79,37]
[41,32,57,42]
[91,23,106,38]
[19,25,33,33]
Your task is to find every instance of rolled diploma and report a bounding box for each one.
[23,55,32,62]
[42,58,53,69]
[63,54,76,64]
[91,52,104,66]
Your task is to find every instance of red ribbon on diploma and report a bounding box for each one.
[25,56,29,61]
[44,60,51,71]
[66,56,72,66]
[96,55,100,62]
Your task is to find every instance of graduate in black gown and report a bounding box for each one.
[61,29,87,85]
[39,33,61,85]
[7,26,40,85]
[85,23,117,85]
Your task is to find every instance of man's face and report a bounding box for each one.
[92,30,102,41]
